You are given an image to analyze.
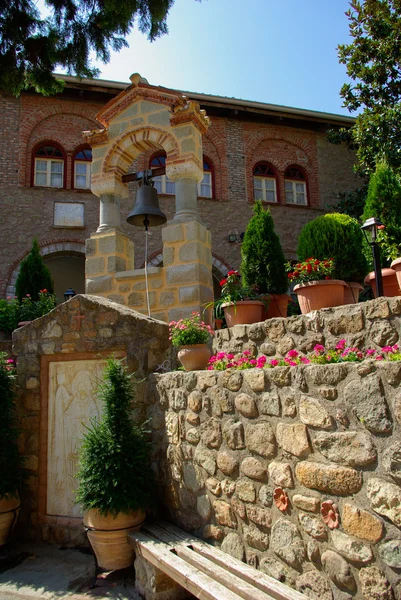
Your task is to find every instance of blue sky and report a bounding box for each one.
[94,0,354,117]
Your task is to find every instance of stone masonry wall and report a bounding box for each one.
[148,297,401,600]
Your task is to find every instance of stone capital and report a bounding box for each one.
[91,173,129,199]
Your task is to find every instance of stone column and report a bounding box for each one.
[97,193,122,232]
[173,178,198,221]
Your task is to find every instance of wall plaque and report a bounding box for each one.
[54,202,84,228]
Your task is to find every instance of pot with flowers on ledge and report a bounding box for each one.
[169,312,214,371]
[209,270,265,328]
[287,258,346,315]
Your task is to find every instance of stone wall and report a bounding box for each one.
[12,294,170,544]
[147,297,401,600]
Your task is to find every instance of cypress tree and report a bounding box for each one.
[15,239,53,301]
[241,201,288,294]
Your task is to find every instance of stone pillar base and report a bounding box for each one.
[134,555,191,600]
[162,220,214,324]
[85,230,134,304]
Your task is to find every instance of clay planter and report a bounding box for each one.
[343,282,363,305]
[83,509,145,571]
[264,294,291,319]
[221,300,264,327]
[391,259,401,294]
[364,268,401,298]
[0,494,20,546]
[214,318,223,330]
[177,344,211,371]
[294,280,345,315]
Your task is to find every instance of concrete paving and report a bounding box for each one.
[0,543,141,600]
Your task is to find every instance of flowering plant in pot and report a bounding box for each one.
[0,353,25,546]
[240,202,289,318]
[286,257,345,314]
[214,270,265,327]
[169,312,214,371]
[75,358,153,571]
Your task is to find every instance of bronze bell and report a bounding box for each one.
[126,183,167,228]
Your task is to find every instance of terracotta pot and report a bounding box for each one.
[83,509,145,571]
[264,294,291,319]
[221,300,264,327]
[391,259,401,294]
[177,344,211,371]
[343,282,363,305]
[364,268,401,298]
[294,280,346,315]
[214,318,223,330]
[0,494,20,547]
[17,321,32,328]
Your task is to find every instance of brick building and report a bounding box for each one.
[0,75,357,302]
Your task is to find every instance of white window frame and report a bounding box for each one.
[34,158,64,188]
[74,160,92,190]
[284,179,307,206]
[253,175,277,203]
[197,171,213,198]
[153,174,175,195]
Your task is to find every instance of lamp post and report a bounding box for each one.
[361,217,384,297]
[64,288,76,301]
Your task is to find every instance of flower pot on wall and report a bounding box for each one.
[221,300,264,327]
[294,280,345,315]
[390,259,401,294]
[364,268,401,298]
[343,282,363,305]
[177,344,212,371]
[0,494,20,547]
[83,509,145,571]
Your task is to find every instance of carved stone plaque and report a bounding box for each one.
[47,360,106,518]
[54,202,84,228]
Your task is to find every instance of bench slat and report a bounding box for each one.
[176,545,272,600]
[158,522,303,600]
[131,532,245,600]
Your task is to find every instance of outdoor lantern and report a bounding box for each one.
[361,217,384,297]
[64,288,76,301]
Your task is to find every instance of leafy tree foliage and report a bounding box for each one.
[15,239,54,301]
[0,353,25,498]
[328,184,368,220]
[75,358,153,516]
[241,201,288,295]
[332,0,401,175]
[0,0,178,96]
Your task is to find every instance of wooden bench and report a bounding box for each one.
[129,521,304,600]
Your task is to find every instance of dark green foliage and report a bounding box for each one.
[15,239,53,301]
[0,0,178,96]
[241,201,288,295]
[328,184,368,220]
[0,353,25,498]
[362,160,401,263]
[333,1,401,175]
[297,213,368,283]
[75,358,153,516]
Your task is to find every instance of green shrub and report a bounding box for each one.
[297,213,368,282]
[241,201,288,294]
[75,358,153,516]
[0,353,25,498]
[362,160,401,264]
[0,298,20,333]
[15,239,54,301]
[0,291,57,333]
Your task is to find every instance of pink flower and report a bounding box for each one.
[270,359,279,367]
[375,356,384,361]
[366,348,376,356]
[287,349,299,358]
[314,344,325,353]
[336,339,346,351]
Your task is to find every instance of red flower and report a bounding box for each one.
[227,270,238,276]
[220,278,227,286]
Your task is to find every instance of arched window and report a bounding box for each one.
[150,153,175,195]
[253,162,278,203]
[284,165,308,206]
[73,147,92,190]
[33,144,65,188]
[198,157,214,198]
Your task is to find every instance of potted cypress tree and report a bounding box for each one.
[75,358,153,571]
[362,160,401,297]
[0,353,24,546]
[241,201,290,318]
[297,213,368,305]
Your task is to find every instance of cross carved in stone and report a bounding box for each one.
[72,310,85,331]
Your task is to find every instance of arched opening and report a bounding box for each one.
[43,255,85,303]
